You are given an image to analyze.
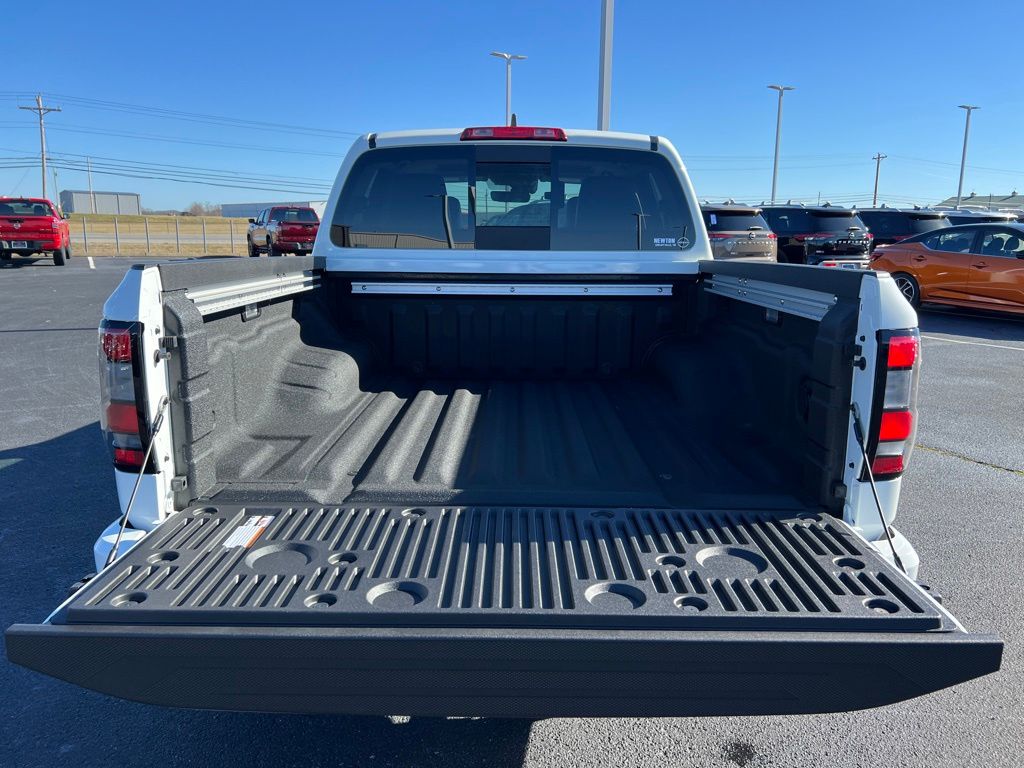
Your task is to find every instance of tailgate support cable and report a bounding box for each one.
[850,403,906,574]
[104,396,169,568]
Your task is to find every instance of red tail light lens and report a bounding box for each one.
[871,455,904,476]
[99,320,153,473]
[708,233,732,240]
[866,330,921,480]
[102,328,133,362]
[767,232,778,240]
[887,335,919,369]
[460,126,568,141]
[878,410,913,441]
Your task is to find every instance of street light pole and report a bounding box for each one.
[872,153,887,207]
[18,93,61,200]
[955,105,978,210]
[767,85,794,204]
[490,51,527,126]
[597,0,614,130]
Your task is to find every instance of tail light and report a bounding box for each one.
[794,232,833,242]
[50,218,61,231]
[99,320,153,473]
[708,233,732,240]
[865,232,874,241]
[767,232,778,240]
[865,330,921,480]
[460,126,568,141]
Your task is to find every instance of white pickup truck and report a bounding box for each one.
[6,126,1001,718]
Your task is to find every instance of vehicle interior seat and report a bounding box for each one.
[32,204,46,216]
[982,236,1006,256]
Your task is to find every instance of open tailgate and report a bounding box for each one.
[6,505,1001,717]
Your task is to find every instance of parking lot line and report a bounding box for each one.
[920,334,1024,352]
[87,257,95,269]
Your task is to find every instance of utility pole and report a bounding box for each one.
[597,0,614,130]
[18,94,61,200]
[490,51,527,126]
[52,168,59,213]
[955,105,978,210]
[87,156,96,214]
[872,153,887,207]
[767,85,794,204]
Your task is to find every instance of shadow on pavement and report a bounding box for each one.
[0,423,533,768]
[918,305,1024,343]
[0,256,57,268]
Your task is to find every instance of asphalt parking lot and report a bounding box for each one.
[1,256,1021,768]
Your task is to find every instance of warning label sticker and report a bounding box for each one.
[223,515,276,548]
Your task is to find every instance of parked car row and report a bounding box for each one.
[870,221,1024,315]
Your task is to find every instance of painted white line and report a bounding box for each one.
[87,257,95,269]
[921,334,1024,352]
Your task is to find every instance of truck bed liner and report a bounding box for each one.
[7,504,1001,716]
[210,374,799,510]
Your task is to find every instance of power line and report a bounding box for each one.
[1,91,361,139]
[0,120,345,158]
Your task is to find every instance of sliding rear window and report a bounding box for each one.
[330,145,694,251]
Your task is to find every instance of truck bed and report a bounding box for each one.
[210,373,799,510]
[8,503,999,717]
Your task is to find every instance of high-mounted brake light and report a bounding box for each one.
[460,126,568,141]
[866,330,921,480]
[99,320,154,473]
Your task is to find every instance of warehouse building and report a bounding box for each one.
[935,191,1024,210]
[59,190,142,215]
[220,200,327,220]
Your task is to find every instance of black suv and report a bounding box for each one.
[762,204,871,265]
[858,207,950,249]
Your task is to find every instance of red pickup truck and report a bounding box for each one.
[0,197,72,265]
[246,205,320,257]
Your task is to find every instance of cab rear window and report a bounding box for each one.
[0,199,55,217]
[330,145,694,251]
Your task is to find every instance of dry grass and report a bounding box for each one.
[68,213,251,256]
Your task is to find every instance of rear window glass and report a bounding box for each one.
[764,209,812,233]
[330,145,695,251]
[270,208,319,223]
[860,211,949,237]
[0,199,54,216]
[808,211,868,233]
[702,211,769,231]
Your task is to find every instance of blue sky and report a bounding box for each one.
[2,0,1021,211]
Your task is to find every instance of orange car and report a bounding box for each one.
[870,222,1024,314]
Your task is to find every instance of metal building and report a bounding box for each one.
[60,190,142,215]
[220,201,327,220]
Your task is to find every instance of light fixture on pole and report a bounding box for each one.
[767,85,794,205]
[955,105,978,210]
[490,51,527,127]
